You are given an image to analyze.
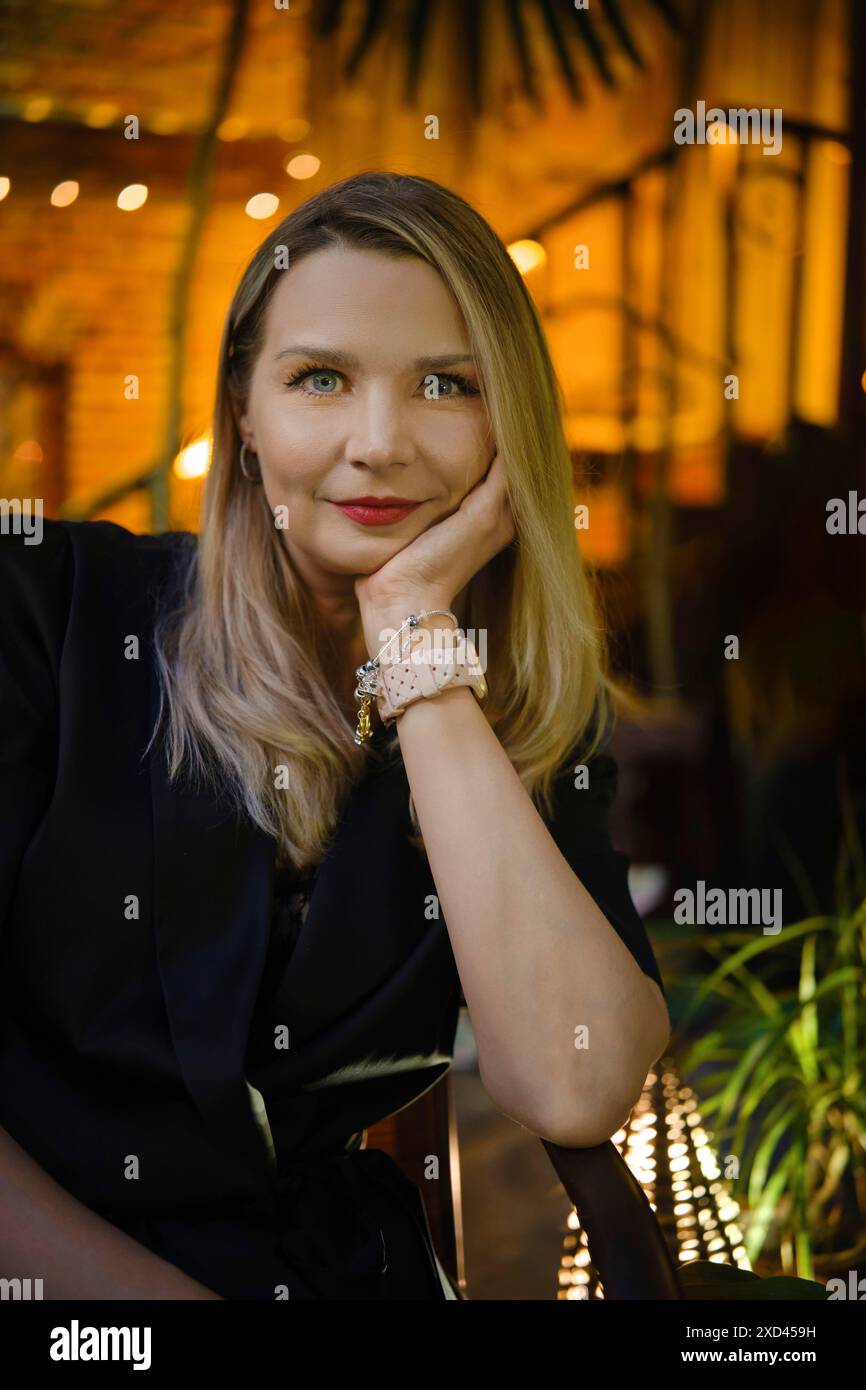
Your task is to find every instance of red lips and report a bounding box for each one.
[338,496,421,505]
[330,497,423,526]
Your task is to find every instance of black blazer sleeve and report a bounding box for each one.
[0,521,73,934]
[539,740,666,997]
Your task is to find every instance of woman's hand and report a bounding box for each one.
[354,453,515,657]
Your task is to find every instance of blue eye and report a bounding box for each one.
[423,373,479,398]
[282,366,342,396]
[281,364,480,399]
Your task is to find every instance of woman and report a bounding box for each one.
[0,171,669,1301]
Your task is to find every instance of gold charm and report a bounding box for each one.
[354,693,373,745]
[355,695,372,744]
[354,660,379,745]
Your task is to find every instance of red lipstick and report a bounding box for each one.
[330,496,423,526]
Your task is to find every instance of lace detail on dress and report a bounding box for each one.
[271,861,316,956]
[244,859,319,1170]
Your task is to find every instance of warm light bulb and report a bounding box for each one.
[824,140,851,165]
[22,96,53,121]
[84,103,118,128]
[279,118,311,142]
[50,181,79,208]
[218,116,249,141]
[246,193,280,219]
[117,184,148,211]
[507,239,546,274]
[173,438,211,480]
[286,154,320,180]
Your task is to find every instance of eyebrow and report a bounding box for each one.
[272,344,475,371]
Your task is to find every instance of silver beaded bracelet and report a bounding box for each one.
[353,609,458,745]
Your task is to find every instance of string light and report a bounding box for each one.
[173,437,211,480]
[245,193,280,219]
[286,154,320,180]
[279,118,311,143]
[507,239,546,275]
[50,181,79,208]
[21,96,53,121]
[217,116,249,141]
[117,184,148,212]
[555,1056,752,1298]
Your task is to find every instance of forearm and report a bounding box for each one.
[393,685,670,1145]
[0,1125,223,1300]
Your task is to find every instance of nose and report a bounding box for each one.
[343,386,415,470]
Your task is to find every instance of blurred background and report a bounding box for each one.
[2,0,865,1299]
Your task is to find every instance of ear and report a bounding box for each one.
[236,409,254,449]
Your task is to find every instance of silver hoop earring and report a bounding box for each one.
[239,442,262,483]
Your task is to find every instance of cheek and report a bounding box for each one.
[441,452,489,501]
[258,417,328,492]
[260,468,314,517]
[256,393,325,452]
[426,417,491,487]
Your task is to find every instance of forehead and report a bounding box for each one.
[259,245,471,357]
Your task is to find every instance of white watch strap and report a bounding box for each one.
[376,637,486,723]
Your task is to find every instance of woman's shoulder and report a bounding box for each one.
[0,516,197,644]
[1,515,195,585]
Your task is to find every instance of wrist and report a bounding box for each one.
[374,620,487,728]
[361,600,457,661]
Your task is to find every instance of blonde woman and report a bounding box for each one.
[0,171,669,1301]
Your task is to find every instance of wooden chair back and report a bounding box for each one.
[364,1070,464,1293]
[365,1070,684,1300]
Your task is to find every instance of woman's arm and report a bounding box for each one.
[367,654,671,1150]
[0,531,221,1299]
[355,457,669,1147]
[0,1125,224,1300]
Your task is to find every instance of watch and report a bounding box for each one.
[375,630,488,725]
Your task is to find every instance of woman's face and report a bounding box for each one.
[237,246,495,594]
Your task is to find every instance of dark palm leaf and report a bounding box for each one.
[504,0,539,106]
[646,0,686,35]
[463,0,485,115]
[318,0,345,39]
[538,0,583,103]
[345,0,388,81]
[308,0,691,106]
[599,0,646,69]
[403,0,436,104]
[565,5,616,88]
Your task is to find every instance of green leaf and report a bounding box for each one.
[677,1261,828,1300]
[745,1150,796,1260]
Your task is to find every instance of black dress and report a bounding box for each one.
[239,759,453,1301]
[0,519,665,1303]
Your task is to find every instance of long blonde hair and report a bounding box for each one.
[151,171,617,873]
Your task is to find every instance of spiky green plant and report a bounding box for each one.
[671,790,866,1279]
